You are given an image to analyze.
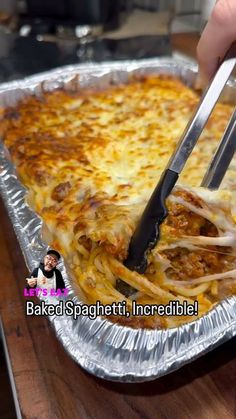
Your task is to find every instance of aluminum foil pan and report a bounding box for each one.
[0,58,235,382]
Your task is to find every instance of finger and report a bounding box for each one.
[197,0,236,80]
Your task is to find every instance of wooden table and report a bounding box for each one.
[0,33,235,419]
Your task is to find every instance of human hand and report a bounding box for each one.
[26,278,37,287]
[197,0,236,81]
[41,276,47,285]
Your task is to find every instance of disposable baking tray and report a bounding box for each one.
[0,58,235,382]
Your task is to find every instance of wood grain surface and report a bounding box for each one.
[0,34,235,419]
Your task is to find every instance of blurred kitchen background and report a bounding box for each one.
[0,0,215,82]
[0,0,215,37]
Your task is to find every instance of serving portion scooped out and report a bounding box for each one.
[1,74,236,329]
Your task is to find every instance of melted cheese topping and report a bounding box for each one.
[1,74,236,329]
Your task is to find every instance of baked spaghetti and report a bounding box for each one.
[1,74,236,328]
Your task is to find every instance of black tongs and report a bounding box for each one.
[125,47,236,275]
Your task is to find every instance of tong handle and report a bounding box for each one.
[201,108,236,189]
[168,51,236,174]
